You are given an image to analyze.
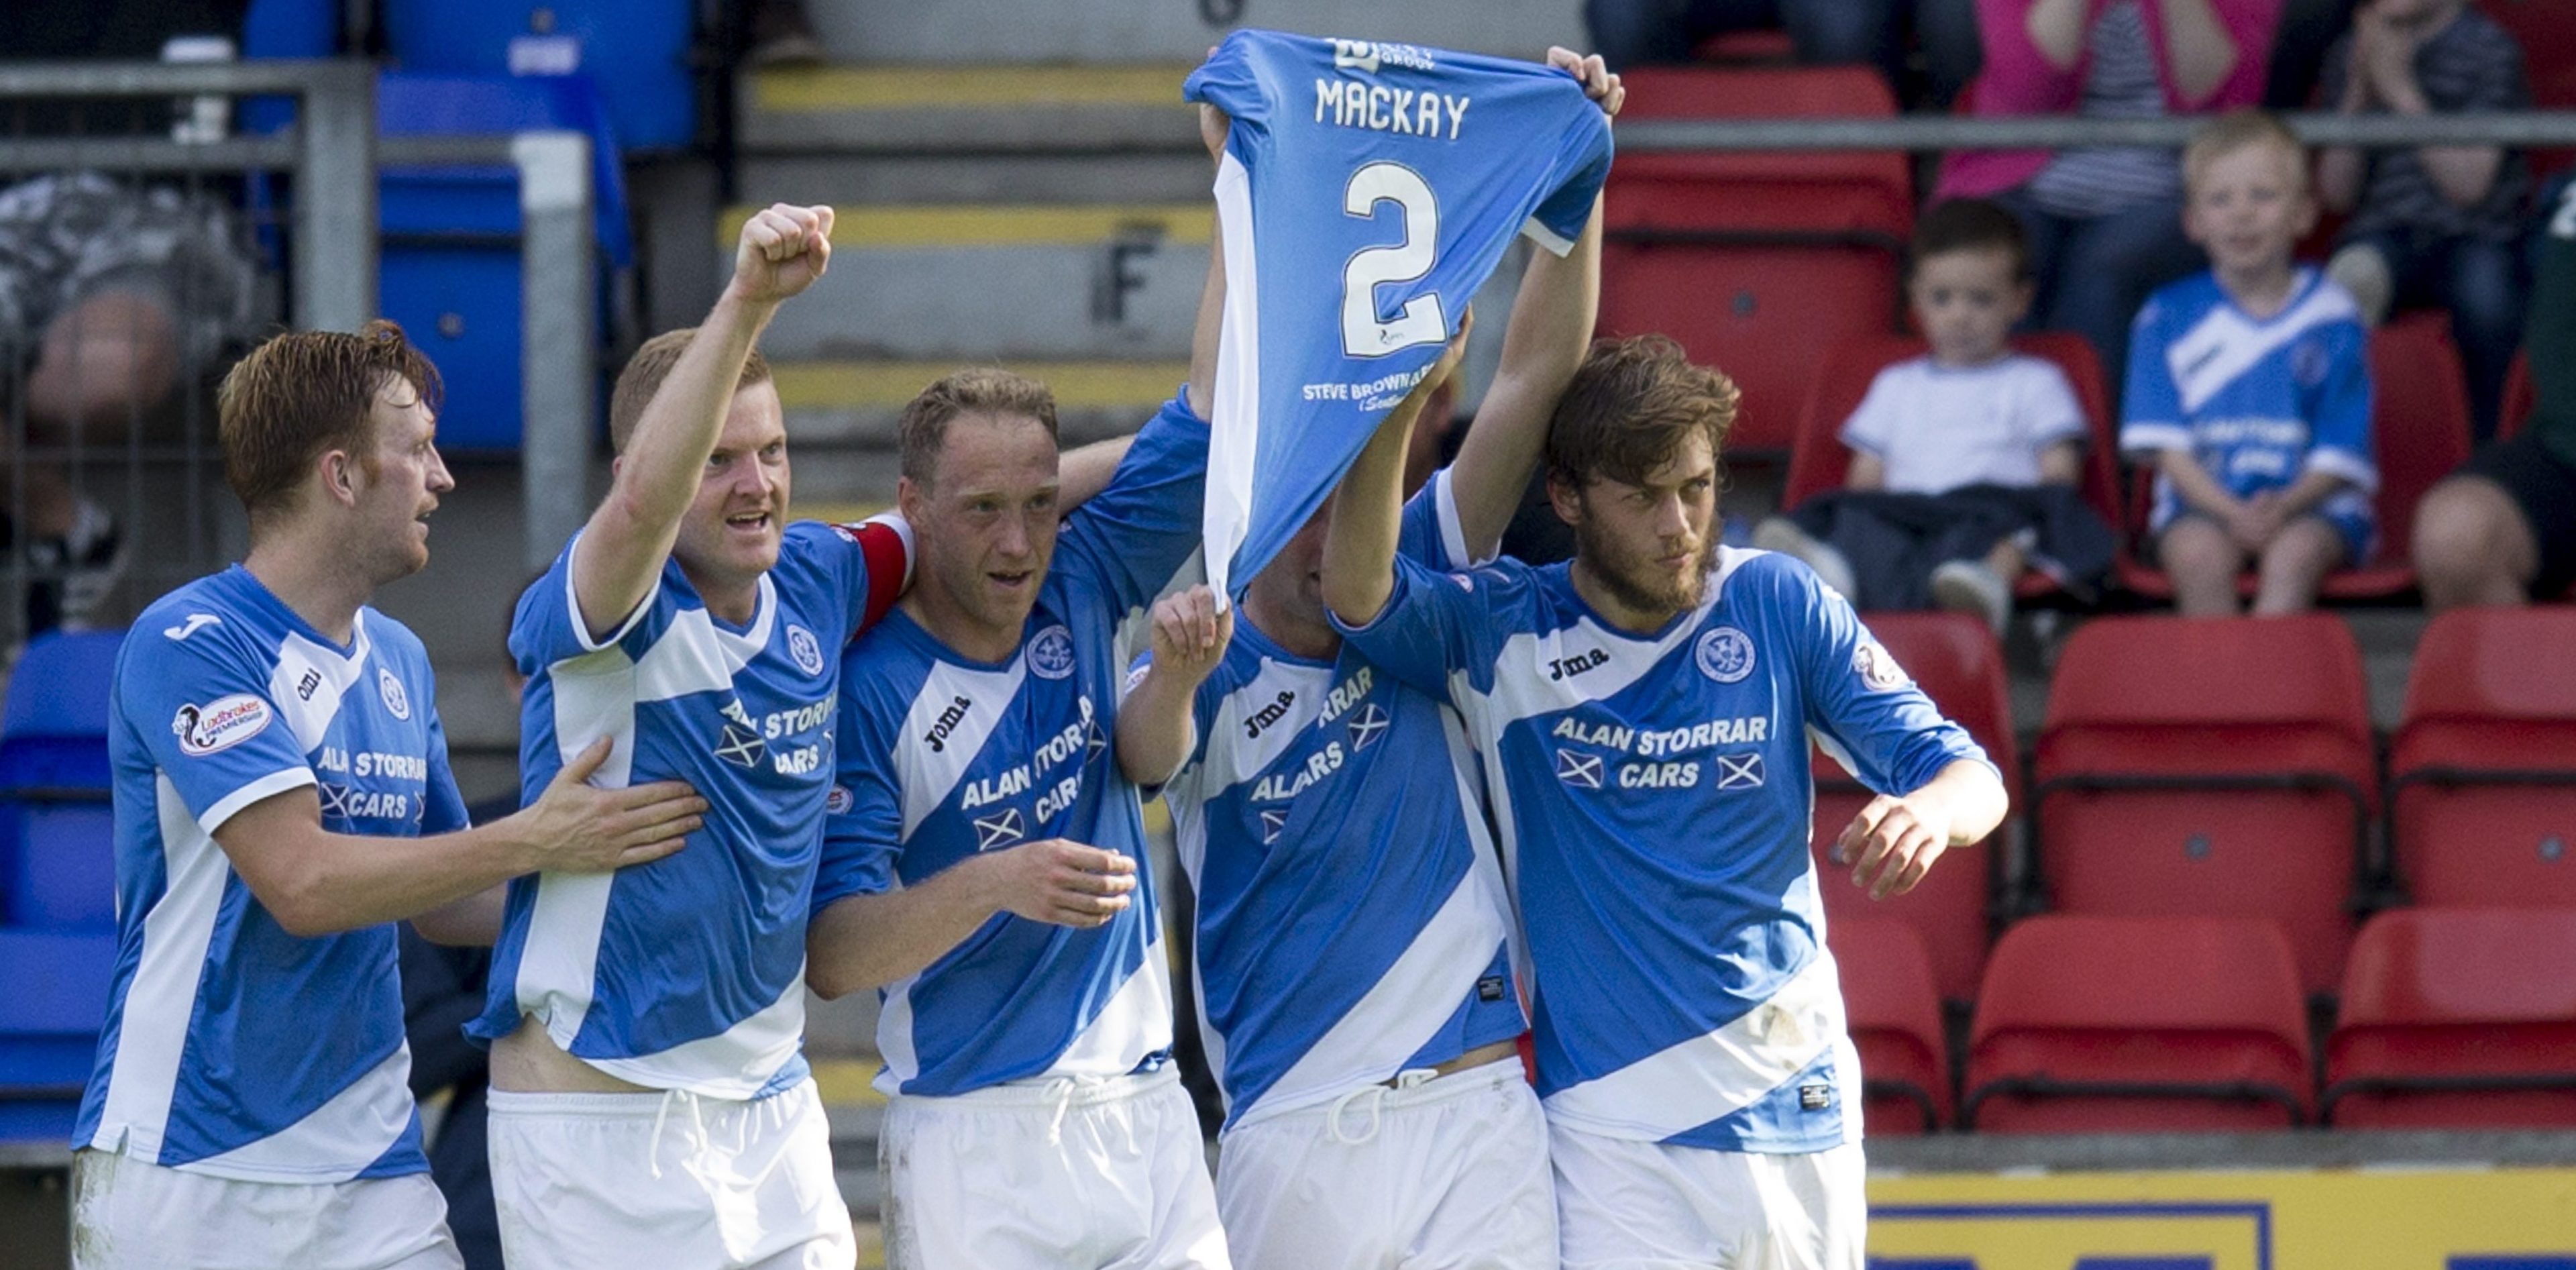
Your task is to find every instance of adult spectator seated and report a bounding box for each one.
[1937,0,2283,399]
[1585,0,1985,107]
[0,0,266,635]
[2414,178,2576,610]
[2317,0,2530,441]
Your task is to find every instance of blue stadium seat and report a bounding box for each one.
[382,0,700,150]
[0,927,115,1141]
[0,630,122,928]
[376,71,633,451]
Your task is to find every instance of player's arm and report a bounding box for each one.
[1059,436,1137,511]
[1116,586,1230,787]
[805,841,1137,998]
[1188,103,1230,421]
[1443,50,1616,560]
[1835,757,2009,901]
[409,885,506,947]
[217,739,706,939]
[570,205,833,640]
[1323,321,1474,628]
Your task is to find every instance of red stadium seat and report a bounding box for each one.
[2033,614,2376,992]
[2501,348,2532,439]
[1602,67,1911,453]
[2324,908,2576,1128]
[1808,611,2015,1002]
[2390,608,2576,907]
[1965,914,2312,1132]
[2116,313,2473,601]
[1833,918,1952,1134]
[1781,331,2127,601]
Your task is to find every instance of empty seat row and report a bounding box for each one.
[1845,908,2576,1136]
[1809,606,2576,1002]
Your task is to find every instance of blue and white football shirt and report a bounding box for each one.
[1185,30,1613,592]
[2121,267,2379,561]
[1153,470,1521,1130]
[76,568,466,1181]
[1337,547,1990,1153]
[472,517,912,1098]
[813,392,1208,1098]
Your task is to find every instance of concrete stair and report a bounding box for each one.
[800,0,1585,66]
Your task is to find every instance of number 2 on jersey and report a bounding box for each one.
[1340,162,1447,358]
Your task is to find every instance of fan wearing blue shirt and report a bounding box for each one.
[71,325,704,1270]
[800,156,1229,1266]
[1322,335,2008,1268]
[2122,111,2377,618]
[1110,50,1618,1270]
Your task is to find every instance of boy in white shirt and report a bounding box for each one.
[1757,198,2100,631]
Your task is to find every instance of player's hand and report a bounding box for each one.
[1408,307,1474,409]
[1199,103,1231,162]
[729,203,835,307]
[515,737,707,872]
[1148,585,1233,687]
[976,838,1137,928]
[1547,46,1625,118]
[1834,792,1953,900]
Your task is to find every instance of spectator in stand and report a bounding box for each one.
[0,0,266,637]
[2264,0,2359,107]
[1585,0,1986,107]
[2413,176,2576,609]
[2316,0,2529,440]
[1939,0,2284,400]
[2123,111,2376,617]
[1754,198,2114,633]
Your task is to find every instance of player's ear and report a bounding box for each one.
[896,474,925,524]
[1546,470,1585,528]
[318,448,360,508]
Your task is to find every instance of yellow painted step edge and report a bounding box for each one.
[774,360,1191,411]
[720,203,1212,249]
[753,64,1197,113]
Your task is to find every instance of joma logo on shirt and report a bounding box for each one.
[1243,690,1296,739]
[924,696,972,753]
[1548,649,1607,681]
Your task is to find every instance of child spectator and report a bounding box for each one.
[1755,198,2114,633]
[2316,0,2528,440]
[2124,110,2376,617]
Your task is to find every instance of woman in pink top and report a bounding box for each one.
[1939,0,2284,394]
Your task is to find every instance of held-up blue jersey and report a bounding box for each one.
[2121,268,2379,560]
[472,517,912,1098]
[76,569,466,1181]
[1184,30,1611,593]
[1152,470,1521,1132]
[814,393,1210,1098]
[1338,548,1990,1153]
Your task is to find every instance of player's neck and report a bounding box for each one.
[1568,557,1685,637]
[1240,586,1338,662]
[678,561,761,627]
[901,584,1023,665]
[242,529,374,645]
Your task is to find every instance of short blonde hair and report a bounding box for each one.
[2183,109,2308,197]
[608,327,774,454]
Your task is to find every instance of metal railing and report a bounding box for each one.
[1617,109,2576,152]
[0,60,597,635]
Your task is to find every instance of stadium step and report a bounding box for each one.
[771,356,1192,447]
[738,202,1210,364]
[791,0,1583,68]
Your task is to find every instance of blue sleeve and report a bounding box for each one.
[1182,32,1272,134]
[509,534,674,676]
[1330,551,1532,700]
[421,704,472,835]
[1396,466,1477,569]
[1527,99,1613,254]
[1055,392,1212,614]
[813,684,904,914]
[788,517,915,647]
[2303,321,2377,493]
[2118,297,2190,460]
[1787,565,1992,797]
[120,629,315,834]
